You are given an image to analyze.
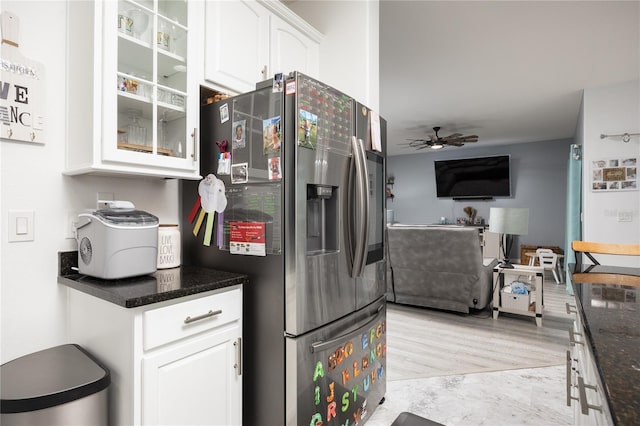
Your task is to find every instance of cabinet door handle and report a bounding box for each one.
[566,350,572,407]
[234,337,242,376]
[261,65,268,78]
[184,309,222,324]
[566,303,578,315]
[191,128,198,161]
[566,350,580,407]
[577,376,603,415]
[568,328,584,346]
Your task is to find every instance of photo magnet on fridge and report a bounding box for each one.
[268,156,282,180]
[263,116,281,155]
[232,120,246,150]
[231,162,248,184]
[298,109,318,149]
[273,73,284,93]
[219,103,229,123]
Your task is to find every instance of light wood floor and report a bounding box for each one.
[386,275,575,381]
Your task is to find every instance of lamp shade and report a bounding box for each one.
[489,208,529,235]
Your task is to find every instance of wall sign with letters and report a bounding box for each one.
[1,11,46,144]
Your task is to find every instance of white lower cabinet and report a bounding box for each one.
[142,330,241,425]
[567,313,613,426]
[68,286,242,425]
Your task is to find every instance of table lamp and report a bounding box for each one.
[489,207,529,268]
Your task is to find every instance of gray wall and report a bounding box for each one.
[387,139,573,258]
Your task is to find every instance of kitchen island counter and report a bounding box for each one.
[58,251,247,308]
[571,264,640,425]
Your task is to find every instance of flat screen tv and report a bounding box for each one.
[434,155,511,199]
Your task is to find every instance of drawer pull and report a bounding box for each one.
[577,376,603,415]
[184,309,222,324]
[565,303,578,315]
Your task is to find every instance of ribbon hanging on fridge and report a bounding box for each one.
[188,174,227,246]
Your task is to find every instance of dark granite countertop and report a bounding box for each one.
[571,264,640,426]
[58,251,247,308]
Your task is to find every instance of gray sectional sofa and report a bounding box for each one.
[386,225,500,313]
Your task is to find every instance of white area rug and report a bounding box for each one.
[366,365,572,426]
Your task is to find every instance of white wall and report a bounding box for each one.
[0,1,180,363]
[287,0,380,111]
[581,79,640,267]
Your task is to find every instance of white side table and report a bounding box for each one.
[493,264,544,326]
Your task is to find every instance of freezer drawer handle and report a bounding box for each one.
[184,309,222,324]
[309,305,383,354]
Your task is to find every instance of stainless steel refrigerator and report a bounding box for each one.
[180,72,387,425]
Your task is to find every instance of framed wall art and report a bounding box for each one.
[591,157,637,192]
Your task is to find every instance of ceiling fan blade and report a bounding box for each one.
[443,137,465,144]
[445,135,479,144]
[441,133,462,140]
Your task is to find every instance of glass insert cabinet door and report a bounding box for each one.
[103,0,195,168]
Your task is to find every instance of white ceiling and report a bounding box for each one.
[380,1,640,156]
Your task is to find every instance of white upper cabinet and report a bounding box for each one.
[65,0,202,179]
[269,13,319,80]
[204,0,321,94]
[204,0,270,94]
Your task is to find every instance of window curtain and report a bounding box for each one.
[564,144,582,295]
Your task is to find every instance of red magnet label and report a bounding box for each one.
[229,222,266,256]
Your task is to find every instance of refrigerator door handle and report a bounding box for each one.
[347,140,357,275]
[358,137,371,276]
[350,136,366,278]
[309,304,384,354]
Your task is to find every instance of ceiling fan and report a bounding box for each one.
[406,126,479,150]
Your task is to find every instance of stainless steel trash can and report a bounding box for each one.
[1,344,110,426]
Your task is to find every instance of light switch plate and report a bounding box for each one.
[8,210,34,242]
